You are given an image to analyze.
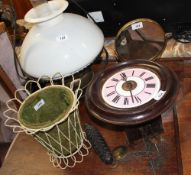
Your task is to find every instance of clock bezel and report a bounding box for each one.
[85,59,179,125]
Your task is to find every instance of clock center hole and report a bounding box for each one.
[122,81,137,91]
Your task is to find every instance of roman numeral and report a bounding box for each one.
[112,78,119,82]
[134,96,142,103]
[132,70,135,76]
[145,76,154,81]
[139,72,146,77]
[112,95,121,103]
[106,85,115,88]
[107,91,116,97]
[146,83,156,88]
[144,91,152,95]
[120,72,127,80]
[124,97,129,105]
[130,95,142,104]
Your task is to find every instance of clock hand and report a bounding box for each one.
[129,85,134,103]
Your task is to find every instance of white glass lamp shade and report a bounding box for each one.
[20,0,104,78]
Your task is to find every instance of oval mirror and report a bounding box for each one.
[115,18,166,61]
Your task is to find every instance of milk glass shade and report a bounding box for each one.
[20,0,104,78]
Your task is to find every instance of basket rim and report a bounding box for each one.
[18,85,76,130]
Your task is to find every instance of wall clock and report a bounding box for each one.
[85,59,179,126]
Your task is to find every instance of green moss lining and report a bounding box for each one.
[18,86,75,129]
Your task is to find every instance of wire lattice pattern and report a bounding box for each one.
[3,73,91,169]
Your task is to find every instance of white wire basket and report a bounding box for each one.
[3,73,91,169]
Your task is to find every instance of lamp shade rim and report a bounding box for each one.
[24,0,69,23]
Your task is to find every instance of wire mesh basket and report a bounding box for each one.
[3,73,91,169]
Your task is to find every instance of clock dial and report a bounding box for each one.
[102,68,161,108]
[85,59,179,125]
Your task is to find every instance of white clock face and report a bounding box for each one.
[102,68,163,108]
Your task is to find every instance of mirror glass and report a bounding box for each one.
[115,18,166,61]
